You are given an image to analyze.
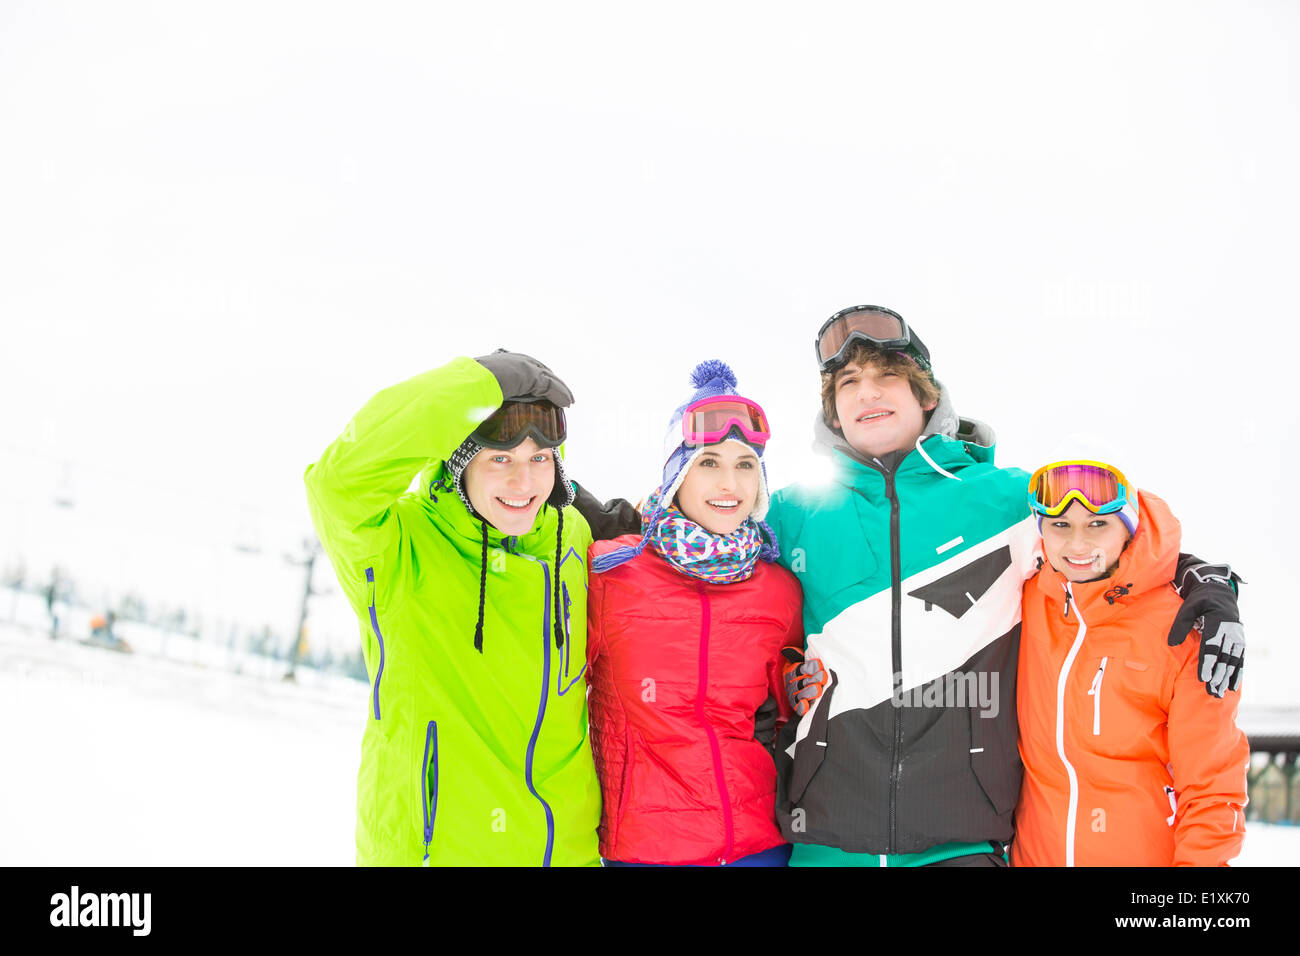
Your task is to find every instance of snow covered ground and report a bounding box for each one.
[0,620,362,866]
[1,619,1296,867]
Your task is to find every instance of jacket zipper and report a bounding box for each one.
[421,720,438,866]
[845,467,903,854]
[1055,582,1087,866]
[696,583,735,864]
[513,549,557,867]
[1087,657,1108,735]
[366,567,385,720]
[885,469,903,855]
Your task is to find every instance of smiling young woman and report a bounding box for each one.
[1016,460,1248,866]
[585,360,803,867]
[672,442,761,535]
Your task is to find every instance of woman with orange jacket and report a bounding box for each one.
[1012,460,1248,867]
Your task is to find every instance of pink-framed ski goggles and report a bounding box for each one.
[681,395,771,447]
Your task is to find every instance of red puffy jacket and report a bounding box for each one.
[587,536,804,865]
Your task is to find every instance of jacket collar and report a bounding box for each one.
[814,381,999,489]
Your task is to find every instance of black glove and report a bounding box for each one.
[475,349,575,407]
[754,695,780,750]
[570,482,642,541]
[1169,558,1245,698]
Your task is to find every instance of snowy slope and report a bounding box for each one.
[0,622,363,866]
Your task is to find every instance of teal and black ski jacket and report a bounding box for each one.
[768,391,1039,865]
[304,357,601,866]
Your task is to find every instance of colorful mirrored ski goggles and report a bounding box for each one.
[814,304,933,373]
[1028,460,1131,518]
[473,400,566,450]
[681,395,771,447]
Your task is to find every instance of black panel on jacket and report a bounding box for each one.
[907,546,1013,620]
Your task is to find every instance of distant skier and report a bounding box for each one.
[44,571,59,640]
[89,610,130,652]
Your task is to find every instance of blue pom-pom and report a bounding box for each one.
[690,359,737,390]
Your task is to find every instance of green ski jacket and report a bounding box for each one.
[305,357,600,866]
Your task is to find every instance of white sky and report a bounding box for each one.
[1,1,1296,700]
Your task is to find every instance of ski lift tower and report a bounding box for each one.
[283,537,323,681]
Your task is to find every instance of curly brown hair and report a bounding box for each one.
[820,341,940,432]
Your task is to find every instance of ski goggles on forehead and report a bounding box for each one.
[472,400,566,450]
[1028,460,1132,518]
[681,396,771,447]
[814,305,933,374]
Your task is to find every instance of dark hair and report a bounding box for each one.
[819,342,940,433]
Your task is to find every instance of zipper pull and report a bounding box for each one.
[1087,657,1108,735]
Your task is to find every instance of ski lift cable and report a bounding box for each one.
[0,441,312,538]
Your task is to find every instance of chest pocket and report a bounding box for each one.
[1081,655,1167,758]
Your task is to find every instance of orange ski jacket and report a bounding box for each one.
[1012,490,1248,867]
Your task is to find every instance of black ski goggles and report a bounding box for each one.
[814,305,932,374]
[472,400,567,450]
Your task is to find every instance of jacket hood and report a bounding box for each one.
[1033,488,1181,621]
[812,379,998,473]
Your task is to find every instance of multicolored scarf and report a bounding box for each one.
[643,489,766,584]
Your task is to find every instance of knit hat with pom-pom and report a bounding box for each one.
[591,359,778,574]
[658,359,770,521]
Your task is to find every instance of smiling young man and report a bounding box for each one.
[825,354,937,461]
[305,351,601,866]
[767,305,1245,867]
[462,438,562,534]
